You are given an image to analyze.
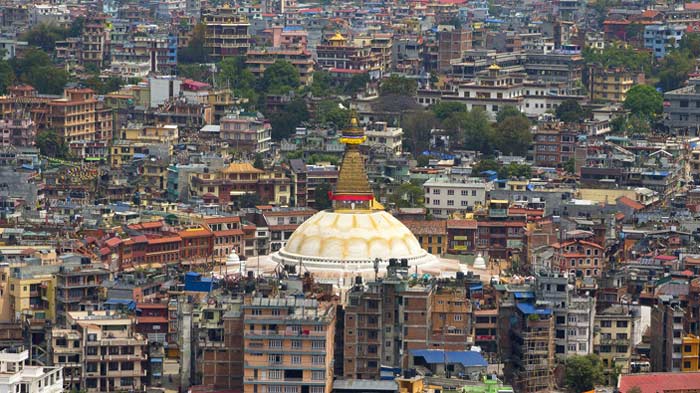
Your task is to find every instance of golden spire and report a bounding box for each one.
[331,117,374,210]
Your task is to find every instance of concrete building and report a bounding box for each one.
[664,78,700,134]
[81,14,108,68]
[423,176,491,219]
[437,25,472,73]
[197,301,244,391]
[55,265,111,326]
[589,67,637,103]
[365,122,403,156]
[651,299,685,372]
[0,348,62,393]
[220,111,272,154]
[203,7,251,60]
[242,297,336,393]
[0,116,36,147]
[62,310,149,392]
[644,24,685,58]
[594,305,640,381]
[554,239,605,278]
[246,47,314,85]
[531,123,577,167]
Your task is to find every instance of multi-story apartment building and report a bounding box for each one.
[682,334,700,372]
[644,23,685,58]
[423,176,491,219]
[555,238,605,278]
[55,265,110,326]
[81,14,108,68]
[61,311,148,392]
[246,48,315,85]
[531,123,577,166]
[190,162,265,205]
[0,347,63,393]
[202,216,246,260]
[664,78,700,135]
[196,301,244,390]
[0,116,36,148]
[651,299,685,372]
[589,67,637,103]
[220,112,272,154]
[365,122,403,156]
[50,328,82,391]
[316,33,381,75]
[203,7,251,60]
[242,297,336,393]
[594,305,640,382]
[288,160,338,208]
[437,26,472,73]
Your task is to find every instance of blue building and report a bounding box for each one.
[644,24,685,58]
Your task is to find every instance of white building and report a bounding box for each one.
[423,175,492,218]
[0,348,63,393]
[365,121,403,156]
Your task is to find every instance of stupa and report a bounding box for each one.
[270,118,448,285]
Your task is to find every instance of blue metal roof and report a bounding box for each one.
[513,291,535,299]
[516,303,552,316]
[410,350,487,367]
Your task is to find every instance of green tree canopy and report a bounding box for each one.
[402,111,438,155]
[36,130,69,158]
[496,105,525,123]
[315,100,350,128]
[432,101,467,121]
[564,355,605,393]
[178,24,208,64]
[0,61,15,94]
[219,56,257,103]
[680,32,700,57]
[389,182,424,208]
[22,65,68,94]
[556,100,587,123]
[310,70,333,97]
[657,49,694,91]
[624,84,663,118]
[582,44,651,73]
[253,153,264,169]
[21,23,68,52]
[442,108,494,153]
[343,72,369,95]
[493,115,532,156]
[380,75,417,96]
[313,183,332,210]
[259,60,300,94]
[268,98,309,140]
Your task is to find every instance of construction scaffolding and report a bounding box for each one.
[513,317,554,393]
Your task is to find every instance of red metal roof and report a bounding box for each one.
[619,372,700,393]
[617,196,644,211]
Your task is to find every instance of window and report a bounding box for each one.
[447,189,454,196]
[268,354,282,364]
[461,201,468,206]
[312,371,325,380]
[269,340,282,349]
[616,321,628,328]
[312,340,324,350]
[601,321,612,328]
[433,189,440,195]
[291,340,301,349]
[291,355,301,364]
[447,200,454,206]
[472,190,477,196]
[461,190,468,196]
[454,315,463,321]
[269,370,283,380]
[312,355,325,364]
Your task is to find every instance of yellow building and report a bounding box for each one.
[590,67,635,102]
[594,305,637,382]
[110,124,178,168]
[401,220,448,255]
[242,297,336,393]
[8,272,56,323]
[682,334,700,371]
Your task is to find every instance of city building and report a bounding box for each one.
[664,78,700,134]
[644,23,685,58]
[0,348,62,393]
[203,7,251,60]
[531,123,577,166]
[242,297,336,393]
[651,299,685,372]
[437,25,472,72]
[365,122,403,156]
[423,176,491,219]
[589,67,637,103]
[220,111,272,154]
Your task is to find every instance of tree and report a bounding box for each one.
[219,56,257,103]
[178,64,211,82]
[556,100,586,123]
[402,111,438,155]
[680,32,700,57]
[313,183,332,210]
[496,105,524,123]
[500,162,532,179]
[0,61,15,94]
[259,60,300,94]
[564,355,605,393]
[563,158,575,174]
[471,159,500,176]
[389,182,424,208]
[380,75,417,96]
[268,98,309,140]
[36,130,69,158]
[310,71,333,97]
[493,115,532,156]
[84,76,122,95]
[432,101,466,121]
[442,108,494,152]
[416,155,429,167]
[178,24,208,64]
[343,72,369,95]
[624,84,663,118]
[315,100,350,128]
[657,49,694,91]
[239,193,261,208]
[253,154,264,170]
[21,23,69,52]
[23,65,68,94]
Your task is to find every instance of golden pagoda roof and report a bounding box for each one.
[221,162,264,174]
[488,63,501,71]
[329,32,346,41]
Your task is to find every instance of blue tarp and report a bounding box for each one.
[104,299,136,310]
[150,358,163,363]
[410,350,487,367]
[516,303,552,316]
[184,271,215,292]
[469,284,483,291]
[513,292,535,299]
